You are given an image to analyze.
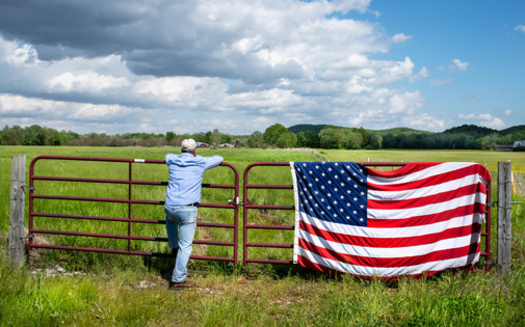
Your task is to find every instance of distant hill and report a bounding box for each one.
[287,123,525,139]
[500,125,525,134]
[287,124,327,134]
[370,127,433,137]
[442,124,497,137]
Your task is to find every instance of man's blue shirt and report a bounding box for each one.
[165,152,224,206]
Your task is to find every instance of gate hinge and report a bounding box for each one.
[22,234,34,239]
[21,185,36,192]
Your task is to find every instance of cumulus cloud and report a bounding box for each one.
[515,25,525,33]
[449,58,469,71]
[458,113,505,129]
[391,33,413,43]
[0,0,443,134]
[430,78,454,86]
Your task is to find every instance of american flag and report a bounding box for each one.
[290,162,490,279]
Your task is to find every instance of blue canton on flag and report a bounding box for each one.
[292,162,368,227]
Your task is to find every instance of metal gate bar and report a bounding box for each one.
[29,155,239,264]
[243,162,492,270]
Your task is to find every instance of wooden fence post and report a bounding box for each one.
[497,161,512,272]
[8,155,26,267]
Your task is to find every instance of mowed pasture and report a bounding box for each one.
[1,145,525,326]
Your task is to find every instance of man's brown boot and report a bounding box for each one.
[169,280,194,290]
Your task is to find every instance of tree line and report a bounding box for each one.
[0,125,234,147]
[1,123,524,150]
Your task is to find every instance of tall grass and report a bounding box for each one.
[1,146,525,325]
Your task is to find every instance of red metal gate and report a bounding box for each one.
[242,162,492,270]
[29,155,239,264]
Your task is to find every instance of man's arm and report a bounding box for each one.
[203,155,224,170]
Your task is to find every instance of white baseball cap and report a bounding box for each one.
[181,138,197,152]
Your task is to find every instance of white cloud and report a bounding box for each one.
[0,1,476,135]
[404,113,445,130]
[409,66,429,82]
[503,109,512,116]
[430,78,454,86]
[515,25,525,33]
[449,58,469,71]
[458,113,505,129]
[47,71,130,93]
[391,33,412,43]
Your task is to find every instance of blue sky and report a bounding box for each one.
[0,0,523,135]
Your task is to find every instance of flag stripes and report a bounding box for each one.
[291,161,490,279]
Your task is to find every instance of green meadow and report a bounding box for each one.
[1,146,525,326]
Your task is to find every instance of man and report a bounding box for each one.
[164,138,223,290]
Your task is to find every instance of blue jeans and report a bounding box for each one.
[164,205,198,283]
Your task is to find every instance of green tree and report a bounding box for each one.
[319,127,346,149]
[166,132,176,144]
[303,130,320,148]
[345,132,363,149]
[247,131,263,148]
[24,124,45,145]
[204,131,213,144]
[263,123,288,146]
[356,127,370,148]
[276,132,297,148]
[368,133,383,149]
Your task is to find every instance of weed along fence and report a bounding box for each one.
[27,155,239,264]
[9,155,503,275]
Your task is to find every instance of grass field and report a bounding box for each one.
[1,146,525,326]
